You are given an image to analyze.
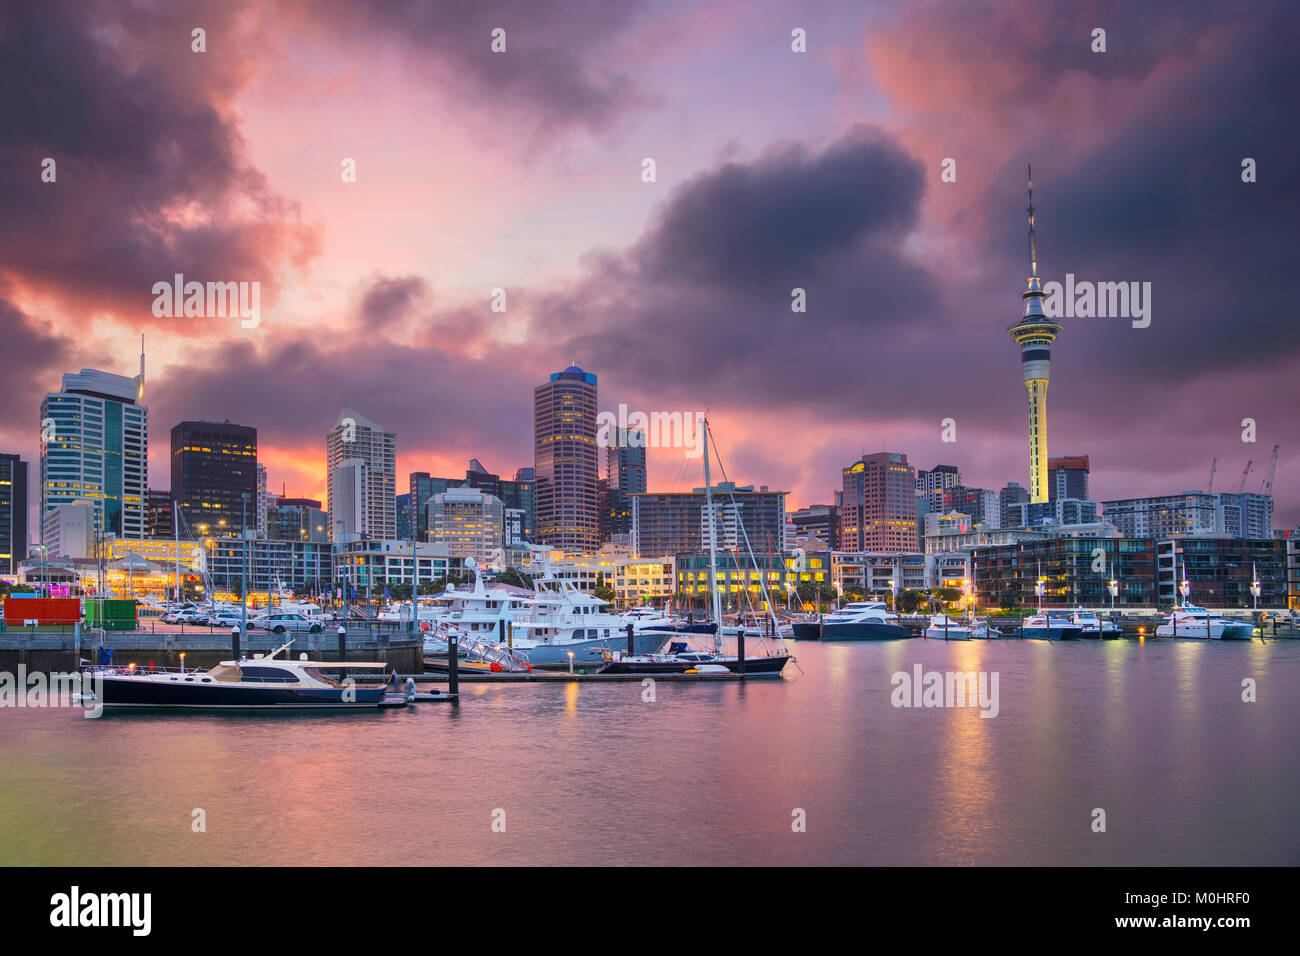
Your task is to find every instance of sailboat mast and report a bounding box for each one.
[702,418,722,651]
[173,500,181,603]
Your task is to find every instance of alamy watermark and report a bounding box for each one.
[151,273,260,328]
[595,404,705,458]
[1,667,103,718]
[1043,273,1151,328]
[890,665,999,718]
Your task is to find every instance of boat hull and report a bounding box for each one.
[1021,625,1085,640]
[94,675,387,709]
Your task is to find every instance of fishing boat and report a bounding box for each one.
[792,601,910,641]
[1155,604,1254,640]
[82,642,393,709]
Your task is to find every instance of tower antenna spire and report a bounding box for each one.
[1027,163,1038,276]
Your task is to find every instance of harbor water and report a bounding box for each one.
[1,638,1297,865]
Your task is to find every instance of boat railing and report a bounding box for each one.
[431,621,531,672]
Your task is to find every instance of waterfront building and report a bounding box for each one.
[839,452,918,552]
[534,365,599,552]
[543,545,676,604]
[205,536,332,596]
[924,524,1047,556]
[1156,537,1290,608]
[830,551,971,595]
[41,363,148,544]
[999,481,1030,528]
[332,539,466,593]
[1048,455,1090,503]
[326,407,396,542]
[972,537,1158,608]
[426,485,506,566]
[1101,491,1272,539]
[1006,167,1063,504]
[674,550,793,611]
[0,453,29,575]
[170,420,258,537]
[631,483,788,557]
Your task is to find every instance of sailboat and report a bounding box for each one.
[604,419,792,676]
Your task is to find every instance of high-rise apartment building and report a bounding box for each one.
[1048,455,1090,503]
[326,407,396,541]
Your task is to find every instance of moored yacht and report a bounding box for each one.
[83,643,392,709]
[1155,604,1254,640]
[1021,611,1085,640]
[1071,607,1121,638]
[792,602,910,641]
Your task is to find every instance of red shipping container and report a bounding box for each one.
[3,597,81,626]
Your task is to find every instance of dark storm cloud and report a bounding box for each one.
[292,0,648,135]
[0,0,317,322]
[533,124,948,408]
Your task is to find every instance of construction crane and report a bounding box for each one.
[1207,457,1217,493]
[1234,460,1253,495]
[1262,444,1279,494]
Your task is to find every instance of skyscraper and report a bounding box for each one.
[534,366,599,552]
[41,361,148,544]
[1007,166,1063,504]
[170,420,258,536]
[838,452,918,552]
[0,453,29,574]
[326,407,396,541]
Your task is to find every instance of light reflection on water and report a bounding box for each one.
[0,639,1296,865]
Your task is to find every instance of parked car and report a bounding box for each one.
[250,612,324,634]
[163,609,203,625]
[208,611,244,629]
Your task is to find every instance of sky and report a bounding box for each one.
[2,0,1297,526]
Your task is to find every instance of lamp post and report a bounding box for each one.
[887,578,896,613]
[1250,563,1261,613]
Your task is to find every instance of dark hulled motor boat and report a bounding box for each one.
[84,644,393,710]
[791,602,911,641]
[596,638,792,676]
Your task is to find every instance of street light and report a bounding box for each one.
[1250,563,1261,612]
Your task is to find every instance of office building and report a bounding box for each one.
[170,420,258,536]
[41,362,148,544]
[631,483,787,557]
[839,452,918,552]
[534,365,599,552]
[1048,455,1090,503]
[0,453,29,575]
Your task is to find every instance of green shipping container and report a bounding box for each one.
[85,599,138,631]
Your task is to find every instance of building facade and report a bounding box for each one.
[534,366,599,552]
[972,537,1158,608]
[41,366,148,544]
[0,453,29,575]
[631,483,787,557]
[839,452,918,552]
[1048,455,1090,502]
[326,407,396,541]
[170,420,258,536]
[426,486,506,566]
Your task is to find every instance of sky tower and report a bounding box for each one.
[1007,165,1063,504]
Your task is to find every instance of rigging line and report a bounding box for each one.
[704,421,784,656]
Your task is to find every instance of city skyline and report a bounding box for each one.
[1,1,1296,528]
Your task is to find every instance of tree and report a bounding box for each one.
[593,572,617,605]
[998,585,1019,610]
[899,589,926,613]
[497,567,534,590]
[933,586,962,607]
